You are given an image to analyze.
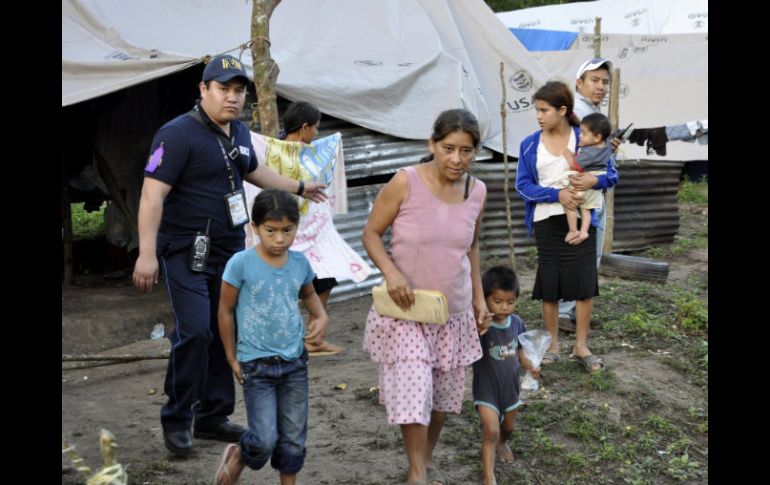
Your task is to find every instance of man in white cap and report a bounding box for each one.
[558,57,620,332]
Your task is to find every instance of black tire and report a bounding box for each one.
[599,253,669,283]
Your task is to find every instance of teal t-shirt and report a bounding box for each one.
[222,248,315,362]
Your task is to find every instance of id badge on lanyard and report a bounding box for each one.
[217,137,249,228]
[224,190,249,228]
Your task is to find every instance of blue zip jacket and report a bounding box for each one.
[515,126,619,236]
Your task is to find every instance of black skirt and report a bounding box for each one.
[532,214,599,302]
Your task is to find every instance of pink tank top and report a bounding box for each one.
[391,166,487,315]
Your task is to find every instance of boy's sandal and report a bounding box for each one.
[570,353,604,373]
[214,444,240,485]
[541,352,561,365]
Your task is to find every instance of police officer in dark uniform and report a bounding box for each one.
[133,54,326,456]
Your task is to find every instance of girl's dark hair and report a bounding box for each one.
[281,101,322,139]
[533,81,579,127]
[251,188,300,226]
[420,109,481,163]
[482,266,520,298]
[580,112,612,140]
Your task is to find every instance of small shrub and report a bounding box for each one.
[68,202,106,241]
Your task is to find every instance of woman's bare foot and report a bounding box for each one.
[565,230,581,243]
[496,441,514,464]
[483,474,498,485]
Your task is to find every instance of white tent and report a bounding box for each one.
[63,0,553,157]
[496,0,708,34]
[496,0,707,161]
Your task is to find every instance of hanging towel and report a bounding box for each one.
[244,132,373,284]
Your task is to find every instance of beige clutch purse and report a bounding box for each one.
[371,284,449,324]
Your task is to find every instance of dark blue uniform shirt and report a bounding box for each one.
[144,102,258,258]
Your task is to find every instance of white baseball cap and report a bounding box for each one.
[576,57,613,80]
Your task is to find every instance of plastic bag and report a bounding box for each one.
[518,329,552,391]
[150,324,165,340]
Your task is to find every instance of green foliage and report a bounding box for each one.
[566,415,602,442]
[582,368,617,391]
[484,0,569,13]
[642,414,675,435]
[665,452,700,481]
[68,202,106,241]
[611,309,674,338]
[565,451,589,469]
[677,180,708,204]
[674,294,708,333]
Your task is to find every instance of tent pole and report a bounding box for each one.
[593,17,602,57]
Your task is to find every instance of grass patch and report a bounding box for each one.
[674,294,708,334]
[581,368,617,392]
[677,180,708,204]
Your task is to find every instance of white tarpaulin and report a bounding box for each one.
[569,32,708,51]
[63,0,551,157]
[496,0,708,34]
[533,43,707,160]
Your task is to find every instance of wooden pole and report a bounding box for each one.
[604,68,620,256]
[249,0,282,136]
[62,180,74,286]
[593,17,602,57]
[62,354,169,362]
[594,16,621,257]
[499,63,516,270]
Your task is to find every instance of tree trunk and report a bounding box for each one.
[250,0,282,136]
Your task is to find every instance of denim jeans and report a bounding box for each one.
[239,350,308,475]
[558,195,607,320]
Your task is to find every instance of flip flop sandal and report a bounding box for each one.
[306,341,345,357]
[427,466,448,485]
[214,443,240,485]
[541,352,561,365]
[570,353,605,373]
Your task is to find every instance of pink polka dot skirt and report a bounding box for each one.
[363,306,482,425]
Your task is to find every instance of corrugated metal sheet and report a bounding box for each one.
[244,102,684,302]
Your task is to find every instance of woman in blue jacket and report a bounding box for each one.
[515,81,617,373]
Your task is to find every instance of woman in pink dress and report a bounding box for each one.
[362,109,492,485]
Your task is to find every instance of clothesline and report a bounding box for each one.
[627,119,708,157]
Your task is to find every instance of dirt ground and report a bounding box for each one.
[61,203,707,485]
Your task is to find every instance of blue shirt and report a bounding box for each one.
[515,126,619,236]
[222,248,315,362]
[144,102,258,257]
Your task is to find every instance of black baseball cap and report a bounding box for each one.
[202,54,250,84]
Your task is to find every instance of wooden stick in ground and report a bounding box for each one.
[499,62,516,270]
[62,353,170,371]
[603,68,621,256]
[63,360,156,371]
[249,0,282,136]
[62,353,169,362]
